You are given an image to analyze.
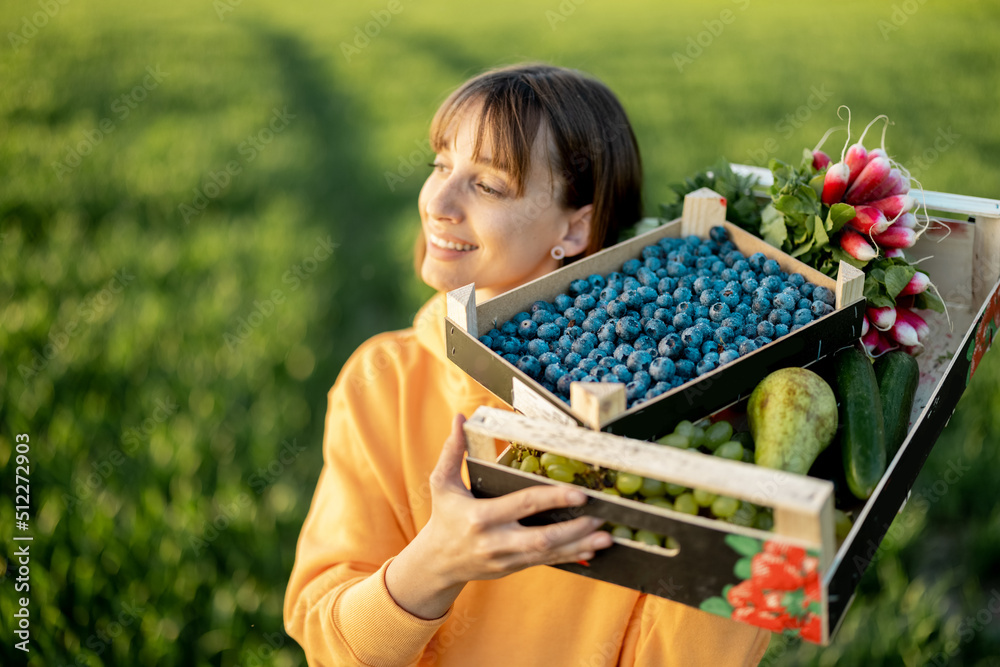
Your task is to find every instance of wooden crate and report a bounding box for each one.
[445,188,866,439]
[459,181,1000,645]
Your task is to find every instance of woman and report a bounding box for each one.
[284,63,770,666]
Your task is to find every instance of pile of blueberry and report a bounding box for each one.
[478,226,836,409]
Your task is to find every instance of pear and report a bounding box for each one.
[748,367,838,474]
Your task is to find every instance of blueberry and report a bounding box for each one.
[797,297,812,311]
[577,358,598,373]
[647,357,674,382]
[751,295,771,314]
[682,346,702,363]
[499,337,522,355]
[732,259,750,274]
[773,293,796,312]
[738,339,759,356]
[671,286,692,303]
[719,349,740,365]
[747,252,767,271]
[478,334,496,349]
[720,287,741,308]
[634,285,656,304]
[633,267,654,287]
[597,340,616,356]
[693,305,709,320]
[553,316,570,329]
[642,245,664,260]
[714,326,735,345]
[556,373,574,395]
[768,309,792,326]
[625,381,645,402]
[622,258,642,276]
[754,336,772,348]
[646,382,671,400]
[544,363,567,384]
[720,268,738,282]
[653,308,673,322]
[678,275,696,291]
[643,318,668,340]
[599,287,619,303]
[709,225,729,243]
[680,327,704,348]
[761,275,783,292]
[735,303,752,318]
[721,314,745,331]
[633,335,657,352]
[597,321,618,343]
[811,301,834,317]
[799,282,815,298]
[615,316,641,342]
[709,302,731,322]
[569,279,590,296]
[503,353,520,364]
[553,294,574,312]
[793,308,814,326]
[575,294,597,311]
[675,359,696,378]
[610,364,633,383]
[696,358,717,375]
[658,334,683,359]
[774,323,790,337]
[572,332,597,356]
[606,272,625,291]
[762,259,781,276]
[742,277,759,293]
[512,311,531,324]
[693,276,713,293]
[672,312,693,330]
[787,273,805,288]
[626,350,653,372]
[563,307,586,325]
[813,285,835,306]
[589,365,609,380]
[527,339,550,356]
[700,340,718,356]
[587,273,607,290]
[606,300,628,319]
[539,351,562,366]
[613,343,635,363]
[734,335,748,346]
[500,321,518,336]
[516,355,542,379]
[757,320,776,338]
[531,310,556,325]
[564,325,583,339]
[699,289,718,307]
[639,303,656,320]
[581,316,604,334]
[654,292,674,309]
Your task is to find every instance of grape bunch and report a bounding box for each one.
[507,417,775,541]
[479,226,836,408]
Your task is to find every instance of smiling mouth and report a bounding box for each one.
[428,232,479,252]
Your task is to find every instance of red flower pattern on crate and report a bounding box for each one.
[967,285,1000,384]
[700,536,823,643]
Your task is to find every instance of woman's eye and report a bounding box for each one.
[477,182,504,197]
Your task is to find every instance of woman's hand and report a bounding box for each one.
[386,414,612,620]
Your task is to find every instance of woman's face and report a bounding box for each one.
[418,110,591,302]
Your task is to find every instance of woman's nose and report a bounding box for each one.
[425,175,463,224]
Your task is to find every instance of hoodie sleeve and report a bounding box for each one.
[284,335,449,666]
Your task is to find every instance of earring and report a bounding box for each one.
[550,245,565,260]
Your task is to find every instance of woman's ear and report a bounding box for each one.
[560,203,593,257]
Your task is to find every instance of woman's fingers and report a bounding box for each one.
[429,414,469,493]
[478,482,589,526]
[500,516,613,568]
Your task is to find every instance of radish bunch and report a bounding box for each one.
[861,272,935,356]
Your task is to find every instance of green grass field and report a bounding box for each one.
[2,0,1000,664]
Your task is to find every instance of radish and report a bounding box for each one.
[897,307,930,340]
[868,168,904,202]
[895,212,917,229]
[888,318,919,346]
[874,225,917,249]
[846,205,890,235]
[862,327,881,356]
[845,156,891,204]
[844,143,868,187]
[867,148,888,163]
[813,150,831,170]
[839,229,879,261]
[869,194,914,219]
[874,332,898,357]
[861,314,870,337]
[885,248,906,259]
[901,343,924,357]
[822,162,851,205]
[867,305,896,331]
[898,271,930,296]
[884,170,911,197]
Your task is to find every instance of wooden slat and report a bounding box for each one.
[570,382,627,429]
[973,214,1000,308]
[681,187,728,237]
[835,261,865,310]
[446,283,477,334]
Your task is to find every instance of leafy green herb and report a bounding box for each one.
[658,159,765,232]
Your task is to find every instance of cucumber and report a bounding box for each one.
[874,351,920,458]
[833,347,887,500]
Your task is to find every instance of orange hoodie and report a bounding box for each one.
[284,294,770,666]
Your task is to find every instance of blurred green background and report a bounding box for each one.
[2,0,999,664]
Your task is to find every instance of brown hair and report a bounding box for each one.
[415,63,643,269]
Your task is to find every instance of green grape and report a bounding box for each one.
[657,433,690,449]
[714,441,745,461]
[673,493,699,515]
[741,448,754,463]
[673,420,695,439]
[615,472,643,495]
[633,530,662,547]
[519,455,540,473]
[545,464,576,483]
[663,536,680,550]
[729,502,758,527]
[611,525,633,540]
[509,457,522,469]
[689,426,707,449]
[835,509,853,541]
[710,495,740,518]
[731,431,755,449]
[704,421,734,451]
[639,477,667,498]
[645,497,673,510]
[754,509,774,531]
[601,486,621,496]
[567,458,591,475]
[693,488,718,507]
[540,452,569,469]
[664,482,688,497]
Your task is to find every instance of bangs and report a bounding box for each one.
[429,77,547,198]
